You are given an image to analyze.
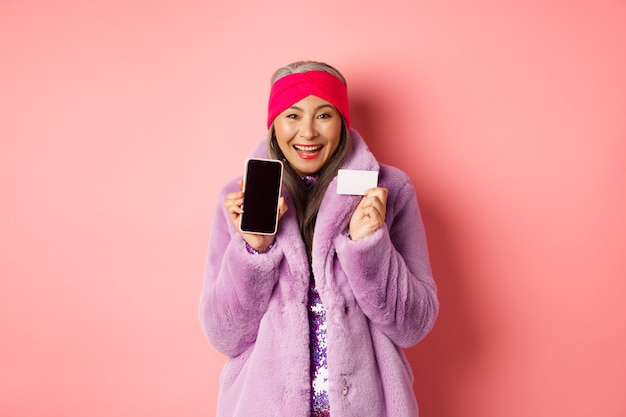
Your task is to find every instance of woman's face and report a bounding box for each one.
[273,95,342,176]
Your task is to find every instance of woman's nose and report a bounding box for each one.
[298,118,318,139]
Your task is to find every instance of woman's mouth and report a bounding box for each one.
[294,144,323,159]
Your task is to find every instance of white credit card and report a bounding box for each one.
[337,169,379,195]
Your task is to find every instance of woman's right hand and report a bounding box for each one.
[224,179,287,252]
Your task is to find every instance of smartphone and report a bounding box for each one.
[239,158,284,235]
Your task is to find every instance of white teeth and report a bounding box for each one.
[294,145,322,152]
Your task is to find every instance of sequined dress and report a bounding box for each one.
[308,276,330,416]
[301,175,330,417]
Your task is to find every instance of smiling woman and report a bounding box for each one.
[198,61,439,417]
[273,95,343,175]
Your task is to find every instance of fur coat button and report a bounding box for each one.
[342,386,349,396]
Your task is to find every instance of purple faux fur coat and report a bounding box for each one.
[199,129,438,417]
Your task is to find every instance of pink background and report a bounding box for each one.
[2,1,625,416]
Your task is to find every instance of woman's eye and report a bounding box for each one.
[286,114,299,119]
[317,113,331,119]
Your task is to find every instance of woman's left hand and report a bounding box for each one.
[349,187,388,241]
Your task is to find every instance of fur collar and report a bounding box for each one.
[248,128,380,279]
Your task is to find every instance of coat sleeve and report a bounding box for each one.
[335,171,439,348]
[198,182,283,357]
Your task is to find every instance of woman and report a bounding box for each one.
[199,61,438,417]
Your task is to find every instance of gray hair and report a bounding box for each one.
[270,61,347,86]
[266,60,352,262]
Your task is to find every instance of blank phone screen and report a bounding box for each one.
[240,159,283,235]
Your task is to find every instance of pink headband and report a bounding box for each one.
[267,70,350,128]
